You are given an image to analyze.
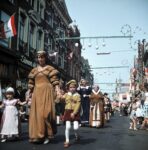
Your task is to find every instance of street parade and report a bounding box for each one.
[0,0,148,150]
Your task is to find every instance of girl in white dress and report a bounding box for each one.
[129,99,138,130]
[0,87,27,142]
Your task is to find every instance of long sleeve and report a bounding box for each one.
[49,68,60,86]
[64,94,72,111]
[28,68,36,89]
[73,94,81,115]
[64,93,81,115]
[89,93,94,100]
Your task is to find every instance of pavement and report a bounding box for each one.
[0,112,148,150]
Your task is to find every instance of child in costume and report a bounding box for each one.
[129,99,138,130]
[62,80,81,148]
[55,89,65,125]
[77,79,91,126]
[104,93,111,122]
[0,87,27,142]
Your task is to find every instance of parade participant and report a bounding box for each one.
[104,93,111,122]
[136,85,145,125]
[58,89,66,124]
[0,87,27,142]
[135,97,144,125]
[120,103,128,116]
[19,106,27,122]
[89,85,104,128]
[55,92,62,125]
[129,98,138,130]
[25,89,32,119]
[62,80,81,148]
[140,87,148,130]
[77,79,91,126]
[28,50,60,144]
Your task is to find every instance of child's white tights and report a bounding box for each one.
[65,121,79,143]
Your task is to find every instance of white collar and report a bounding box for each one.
[80,86,89,89]
[92,89,100,95]
[67,92,78,96]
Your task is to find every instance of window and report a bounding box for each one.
[29,23,36,58]
[31,0,34,8]
[19,15,25,42]
[29,0,34,8]
[19,14,26,52]
[58,54,64,69]
[56,27,65,40]
[37,30,43,50]
[122,94,127,100]
[48,12,53,27]
[39,4,43,17]
[59,30,65,38]
[47,36,52,51]
[29,23,35,50]
[37,0,40,12]
[0,11,10,47]
[53,19,58,30]
[8,0,14,4]
[18,12,29,54]
[58,56,62,67]
[36,0,44,19]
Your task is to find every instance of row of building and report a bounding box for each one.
[113,39,148,103]
[0,0,93,90]
[131,39,148,90]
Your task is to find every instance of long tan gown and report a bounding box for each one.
[89,90,105,127]
[28,65,59,141]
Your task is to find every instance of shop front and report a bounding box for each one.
[17,55,37,89]
[0,48,18,90]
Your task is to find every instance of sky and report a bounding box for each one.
[65,0,148,96]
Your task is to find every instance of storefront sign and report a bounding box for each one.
[21,56,36,67]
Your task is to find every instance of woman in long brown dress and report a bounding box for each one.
[28,50,60,144]
[89,85,104,128]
